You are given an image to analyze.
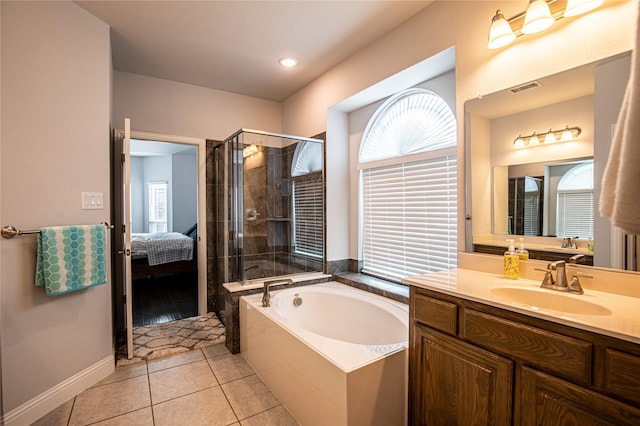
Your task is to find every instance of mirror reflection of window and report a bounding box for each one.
[556,161,594,239]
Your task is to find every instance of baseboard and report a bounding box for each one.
[3,354,114,426]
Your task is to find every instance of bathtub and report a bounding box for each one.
[240,281,408,426]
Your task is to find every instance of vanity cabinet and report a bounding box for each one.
[409,286,640,425]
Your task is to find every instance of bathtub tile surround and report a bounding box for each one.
[34,344,299,425]
[333,271,409,304]
[222,273,332,353]
[240,282,409,425]
[326,258,350,274]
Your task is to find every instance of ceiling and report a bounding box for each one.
[76,1,432,102]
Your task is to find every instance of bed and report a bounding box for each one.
[130,227,197,277]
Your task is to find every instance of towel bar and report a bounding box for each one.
[1,222,113,239]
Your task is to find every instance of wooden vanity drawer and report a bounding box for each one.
[413,293,457,335]
[604,348,640,405]
[463,309,593,384]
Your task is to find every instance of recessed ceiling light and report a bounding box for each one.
[279,57,299,68]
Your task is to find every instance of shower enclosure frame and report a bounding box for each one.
[215,128,325,287]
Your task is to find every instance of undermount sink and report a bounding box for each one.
[491,287,612,316]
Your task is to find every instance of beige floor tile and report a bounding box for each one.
[69,375,150,426]
[153,386,238,426]
[149,360,218,404]
[240,405,299,426]
[202,343,231,359]
[32,398,74,426]
[91,407,154,425]
[208,354,255,384]
[94,361,148,386]
[221,374,280,420]
[147,348,205,373]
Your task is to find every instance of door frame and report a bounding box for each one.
[113,129,208,335]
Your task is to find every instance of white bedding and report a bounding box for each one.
[131,232,194,266]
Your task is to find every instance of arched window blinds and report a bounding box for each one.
[557,162,594,239]
[359,88,457,163]
[359,88,457,282]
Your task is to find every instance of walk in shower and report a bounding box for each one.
[214,129,325,291]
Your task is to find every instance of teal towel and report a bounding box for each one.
[35,225,106,296]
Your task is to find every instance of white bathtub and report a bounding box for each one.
[240,281,408,426]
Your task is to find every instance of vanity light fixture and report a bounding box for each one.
[513,126,581,149]
[487,0,603,49]
[522,0,554,34]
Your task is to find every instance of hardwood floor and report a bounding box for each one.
[132,272,198,326]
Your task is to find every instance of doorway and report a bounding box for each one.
[112,128,207,355]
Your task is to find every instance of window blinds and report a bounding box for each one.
[556,191,594,238]
[293,179,324,258]
[361,154,457,282]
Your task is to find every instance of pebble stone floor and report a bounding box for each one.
[32,344,299,425]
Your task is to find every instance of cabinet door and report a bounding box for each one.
[410,325,513,425]
[520,367,640,426]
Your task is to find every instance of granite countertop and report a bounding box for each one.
[403,268,640,345]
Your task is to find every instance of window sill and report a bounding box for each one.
[332,272,409,305]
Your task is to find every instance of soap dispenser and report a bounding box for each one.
[504,239,519,280]
[516,237,529,260]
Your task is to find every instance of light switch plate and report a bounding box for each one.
[82,192,104,210]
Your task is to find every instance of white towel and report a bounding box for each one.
[600,3,640,234]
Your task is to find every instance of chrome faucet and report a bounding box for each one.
[262,278,293,307]
[569,254,585,264]
[537,260,588,294]
[561,237,578,249]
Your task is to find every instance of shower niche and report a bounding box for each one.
[213,129,324,298]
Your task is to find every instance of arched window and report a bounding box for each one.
[359,88,457,281]
[556,161,594,238]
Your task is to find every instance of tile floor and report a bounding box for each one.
[33,344,299,426]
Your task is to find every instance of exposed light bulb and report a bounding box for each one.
[522,0,555,34]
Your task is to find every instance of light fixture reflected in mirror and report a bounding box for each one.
[544,129,557,143]
[487,0,603,49]
[513,126,581,148]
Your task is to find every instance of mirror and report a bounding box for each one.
[494,157,593,237]
[466,52,632,269]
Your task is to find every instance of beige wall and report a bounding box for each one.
[1,0,112,414]
[280,0,636,262]
[113,71,282,140]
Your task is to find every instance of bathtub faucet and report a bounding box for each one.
[262,278,293,307]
